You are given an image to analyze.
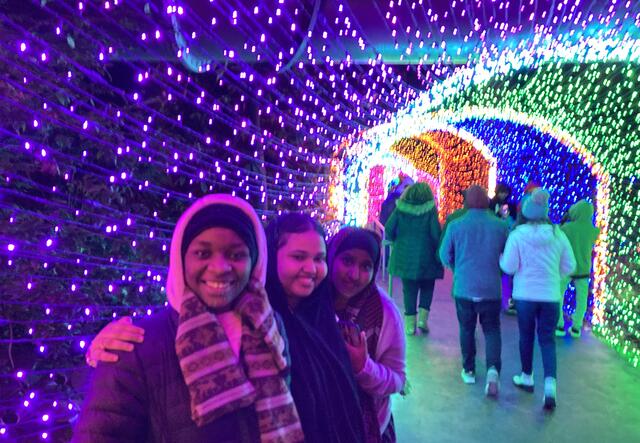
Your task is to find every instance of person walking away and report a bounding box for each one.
[500,189,576,410]
[439,186,509,396]
[555,200,600,338]
[385,183,443,335]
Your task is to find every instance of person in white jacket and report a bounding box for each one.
[329,227,407,442]
[500,188,576,410]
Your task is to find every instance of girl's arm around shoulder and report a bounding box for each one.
[354,288,406,398]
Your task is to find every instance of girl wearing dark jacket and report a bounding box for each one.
[84,212,365,443]
[75,194,303,442]
[262,213,366,443]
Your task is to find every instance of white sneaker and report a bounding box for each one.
[512,372,534,392]
[461,369,476,384]
[485,367,499,397]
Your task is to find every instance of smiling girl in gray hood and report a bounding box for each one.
[75,194,303,443]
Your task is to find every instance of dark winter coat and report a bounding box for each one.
[72,308,285,443]
[385,200,444,280]
[379,191,402,225]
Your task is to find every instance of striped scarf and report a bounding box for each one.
[175,288,304,443]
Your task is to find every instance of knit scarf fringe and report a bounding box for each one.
[175,289,305,443]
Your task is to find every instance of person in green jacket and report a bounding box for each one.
[555,200,601,338]
[385,182,444,335]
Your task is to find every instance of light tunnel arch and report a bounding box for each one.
[370,132,496,225]
[441,107,610,327]
[329,37,640,365]
[327,120,497,227]
[329,108,610,328]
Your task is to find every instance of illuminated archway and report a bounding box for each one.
[388,133,493,223]
[330,36,640,365]
[328,122,497,227]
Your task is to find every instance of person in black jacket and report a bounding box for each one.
[379,179,401,225]
[74,194,303,443]
[83,211,366,443]
[379,176,414,225]
[263,213,366,443]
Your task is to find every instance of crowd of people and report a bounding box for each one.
[72,177,599,442]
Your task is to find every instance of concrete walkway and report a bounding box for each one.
[386,271,640,443]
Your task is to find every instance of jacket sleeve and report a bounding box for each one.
[429,210,442,246]
[500,232,520,275]
[438,225,454,270]
[355,294,406,397]
[72,348,149,443]
[558,230,577,277]
[384,210,399,242]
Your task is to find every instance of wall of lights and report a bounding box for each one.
[0,1,414,440]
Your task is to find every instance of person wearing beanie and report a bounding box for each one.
[505,180,543,315]
[328,227,406,442]
[515,179,542,226]
[76,194,304,442]
[556,200,601,338]
[439,185,509,395]
[500,188,576,411]
[385,182,444,335]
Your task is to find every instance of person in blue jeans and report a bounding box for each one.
[439,185,509,397]
[500,188,576,410]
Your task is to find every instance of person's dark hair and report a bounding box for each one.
[270,212,326,249]
[495,182,512,197]
[263,213,366,442]
[464,185,489,209]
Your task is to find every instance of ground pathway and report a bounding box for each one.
[386,271,640,443]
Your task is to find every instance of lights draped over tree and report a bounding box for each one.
[1,0,640,441]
